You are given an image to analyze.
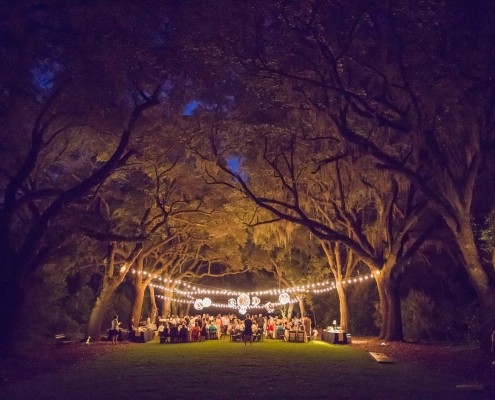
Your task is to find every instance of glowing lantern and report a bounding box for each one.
[194,299,204,310]
[279,292,290,305]
[239,307,247,315]
[227,298,236,308]
[251,296,261,306]
[237,293,250,308]
[265,302,274,313]
[202,297,212,307]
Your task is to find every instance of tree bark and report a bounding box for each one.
[162,298,172,317]
[87,282,118,341]
[456,220,495,349]
[148,285,158,322]
[375,274,389,340]
[336,283,350,332]
[287,302,294,319]
[130,283,146,326]
[297,298,305,318]
[376,272,403,341]
[171,301,178,317]
[0,260,23,357]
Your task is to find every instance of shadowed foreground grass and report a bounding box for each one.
[3,338,491,400]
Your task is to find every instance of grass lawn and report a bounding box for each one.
[2,338,491,400]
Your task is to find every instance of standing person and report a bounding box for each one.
[303,313,312,341]
[221,314,230,336]
[215,314,222,338]
[128,317,136,342]
[243,314,253,346]
[200,322,208,342]
[110,315,120,344]
[256,314,265,336]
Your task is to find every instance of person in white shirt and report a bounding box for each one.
[110,315,120,344]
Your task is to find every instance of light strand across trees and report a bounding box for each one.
[147,270,377,311]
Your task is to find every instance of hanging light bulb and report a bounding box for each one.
[279,292,290,305]
[265,302,274,313]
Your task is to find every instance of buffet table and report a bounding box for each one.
[321,331,348,344]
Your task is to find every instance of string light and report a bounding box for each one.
[142,268,379,310]
[142,270,377,296]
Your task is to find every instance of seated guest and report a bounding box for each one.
[209,322,217,339]
[169,324,179,343]
[179,323,189,343]
[231,327,242,342]
[159,323,170,343]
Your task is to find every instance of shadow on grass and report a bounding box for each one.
[2,338,491,400]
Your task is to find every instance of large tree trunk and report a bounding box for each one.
[287,302,294,319]
[456,220,495,349]
[171,302,178,316]
[336,283,350,332]
[162,298,172,317]
[87,282,118,341]
[148,285,158,322]
[375,274,389,340]
[130,282,146,326]
[298,298,305,318]
[376,271,403,341]
[0,260,24,357]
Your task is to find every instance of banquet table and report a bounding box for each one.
[321,331,348,344]
[284,330,307,343]
[133,328,155,343]
[118,329,130,342]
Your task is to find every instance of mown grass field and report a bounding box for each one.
[3,337,491,400]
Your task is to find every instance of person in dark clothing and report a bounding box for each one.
[159,323,170,344]
[179,324,189,343]
[169,324,179,343]
[243,314,253,346]
[128,317,136,341]
[200,324,208,341]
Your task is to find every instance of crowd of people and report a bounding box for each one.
[109,311,315,344]
[153,313,314,343]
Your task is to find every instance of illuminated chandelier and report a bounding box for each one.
[264,302,274,313]
[194,299,204,310]
[202,297,212,307]
[237,293,251,308]
[279,292,290,305]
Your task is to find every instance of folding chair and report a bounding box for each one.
[243,333,253,346]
